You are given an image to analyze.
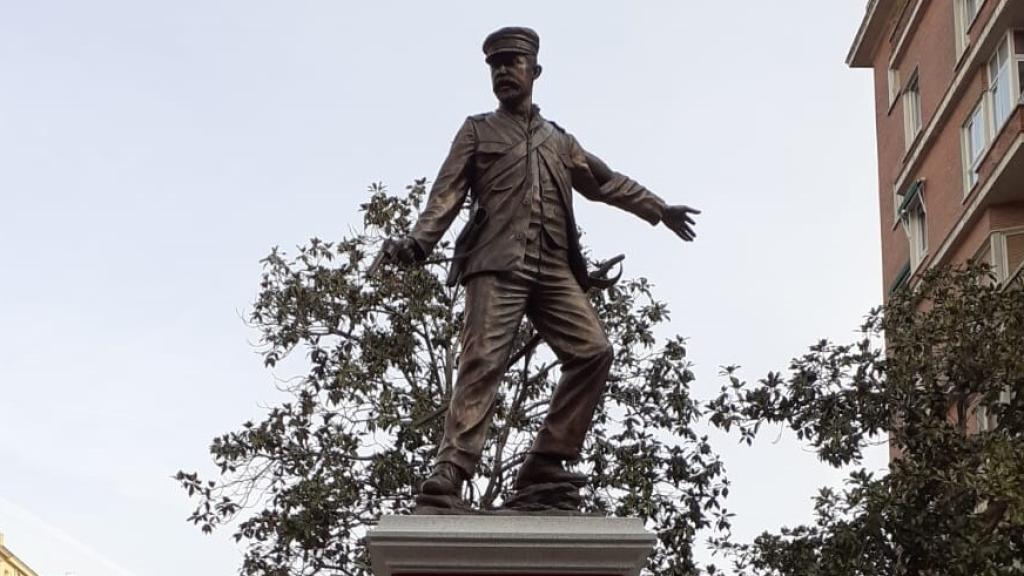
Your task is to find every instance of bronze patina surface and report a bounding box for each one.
[380,26,699,512]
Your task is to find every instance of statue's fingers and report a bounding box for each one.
[674,226,693,242]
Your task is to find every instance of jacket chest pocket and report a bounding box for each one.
[474,141,510,169]
[474,140,522,194]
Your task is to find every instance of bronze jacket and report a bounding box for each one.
[410,106,667,287]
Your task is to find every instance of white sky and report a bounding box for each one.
[0,2,887,575]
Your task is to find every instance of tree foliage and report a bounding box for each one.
[710,265,1024,575]
[177,181,732,576]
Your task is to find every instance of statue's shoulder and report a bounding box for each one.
[546,119,568,134]
[541,118,575,154]
[542,118,574,149]
[465,112,498,138]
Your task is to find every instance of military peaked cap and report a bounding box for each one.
[482,27,540,61]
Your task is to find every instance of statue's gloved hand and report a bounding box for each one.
[386,236,425,265]
[368,236,425,276]
[662,205,701,242]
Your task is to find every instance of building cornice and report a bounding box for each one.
[848,0,902,68]
[0,545,41,576]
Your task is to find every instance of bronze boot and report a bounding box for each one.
[420,462,466,497]
[514,453,586,490]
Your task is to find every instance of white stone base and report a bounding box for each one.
[367,515,655,576]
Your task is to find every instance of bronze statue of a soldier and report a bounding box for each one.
[381,27,699,510]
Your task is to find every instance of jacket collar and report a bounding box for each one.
[495,103,544,128]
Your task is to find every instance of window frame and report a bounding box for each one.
[963,31,1024,199]
[898,180,928,271]
[1014,30,1024,102]
[994,226,1024,282]
[908,203,928,270]
[887,67,901,110]
[889,260,912,296]
[892,184,902,225]
[903,70,923,151]
[971,227,1024,283]
[961,96,990,195]
[955,0,983,59]
[988,34,1014,133]
[977,387,1014,433]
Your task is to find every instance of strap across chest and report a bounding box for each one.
[474,121,557,194]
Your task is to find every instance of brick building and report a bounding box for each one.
[848,0,1024,296]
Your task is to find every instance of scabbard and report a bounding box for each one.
[445,203,489,287]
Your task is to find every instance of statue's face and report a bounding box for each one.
[488,52,538,106]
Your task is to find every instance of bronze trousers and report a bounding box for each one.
[436,236,614,476]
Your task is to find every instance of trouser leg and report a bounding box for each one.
[436,272,529,477]
[527,252,614,460]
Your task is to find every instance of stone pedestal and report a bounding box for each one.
[367,515,655,576]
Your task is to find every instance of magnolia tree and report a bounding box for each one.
[709,265,1024,575]
[177,181,732,576]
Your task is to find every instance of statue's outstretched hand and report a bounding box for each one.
[662,205,701,242]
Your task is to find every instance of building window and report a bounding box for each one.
[977,388,1014,433]
[903,71,923,150]
[889,260,912,295]
[907,203,927,269]
[962,97,989,193]
[977,402,996,432]
[1006,229,1024,283]
[972,32,1024,165]
[888,67,901,108]
[993,228,1024,283]
[892,185,901,224]
[973,228,1024,283]
[898,181,927,270]
[955,0,982,58]
[1015,30,1024,100]
[988,36,1013,131]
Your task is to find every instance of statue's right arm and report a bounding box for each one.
[408,118,477,258]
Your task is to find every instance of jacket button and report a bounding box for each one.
[514,232,524,240]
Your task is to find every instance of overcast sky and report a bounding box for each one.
[0,2,887,575]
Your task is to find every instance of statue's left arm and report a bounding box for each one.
[566,134,699,242]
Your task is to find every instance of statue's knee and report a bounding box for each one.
[457,355,508,386]
[593,340,614,366]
